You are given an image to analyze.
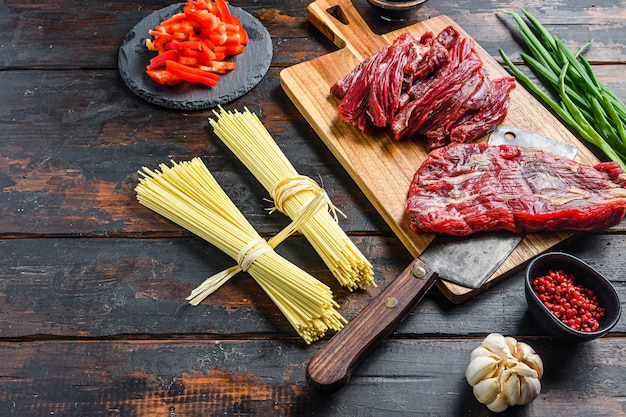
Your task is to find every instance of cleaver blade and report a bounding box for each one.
[306,127,579,390]
[420,126,579,289]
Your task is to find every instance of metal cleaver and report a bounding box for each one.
[306,127,579,390]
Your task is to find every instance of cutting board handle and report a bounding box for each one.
[307,0,388,58]
[306,258,438,390]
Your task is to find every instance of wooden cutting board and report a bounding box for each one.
[280,0,600,302]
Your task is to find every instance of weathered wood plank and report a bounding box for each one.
[1,65,625,236]
[1,1,625,415]
[0,67,384,236]
[1,233,623,338]
[0,0,624,69]
[0,337,623,416]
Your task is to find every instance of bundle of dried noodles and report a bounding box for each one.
[209,107,375,291]
[136,158,346,344]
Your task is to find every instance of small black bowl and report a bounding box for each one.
[367,0,429,21]
[525,252,621,342]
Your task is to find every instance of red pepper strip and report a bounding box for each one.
[160,21,196,34]
[223,44,244,55]
[214,44,244,55]
[214,0,233,23]
[198,39,217,60]
[224,22,240,33]
[147,48,180,70]
[149,30,173,50]
[150,27,171,36]
[229,16,248,45]
[156,12,187,29]
[208,30,228,46]
[182,48,215,66]
[146,69,183,86]
[222,32,241,47]
[200,60,236,73]
[165,60,220,87]
[172,31,189,41]
[181,48,202,57]
[213,51,227,61]
[177,56,199,66]
[194,0,212,11]
[184,6,219,32]
[165,41,202,50]
[149,29,173,40]
[199,13,220,33]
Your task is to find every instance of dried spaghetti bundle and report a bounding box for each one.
[136,158,346,344]
[209,107,375,291]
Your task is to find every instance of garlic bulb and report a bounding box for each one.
[465,333,543,412]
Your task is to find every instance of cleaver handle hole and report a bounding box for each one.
[503,131,517,141]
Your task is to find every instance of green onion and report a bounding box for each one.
[498,8,626,170]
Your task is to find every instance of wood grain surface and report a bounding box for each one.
[1,0,625,415]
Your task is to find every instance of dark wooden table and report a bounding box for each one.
[1,0,625,415]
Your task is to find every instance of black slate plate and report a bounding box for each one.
[118,3,272,110]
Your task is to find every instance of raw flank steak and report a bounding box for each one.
[331,26,516,150]
[405,143,626,236]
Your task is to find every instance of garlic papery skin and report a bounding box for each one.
[466,333,543,413]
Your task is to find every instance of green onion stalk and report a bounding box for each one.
[498,8,626,171]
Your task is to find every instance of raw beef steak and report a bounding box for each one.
[405,143,626,236]
[331,27,516,150]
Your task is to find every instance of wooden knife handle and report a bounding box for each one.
[307,0,388,57]
[306,258,438,390]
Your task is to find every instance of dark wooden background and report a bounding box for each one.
[0,0,625,415]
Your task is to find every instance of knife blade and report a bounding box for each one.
[306,127,579,390]
[423,126,579,289]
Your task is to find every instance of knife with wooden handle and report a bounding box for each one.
[307,258,438,390]
[306,127,579,390]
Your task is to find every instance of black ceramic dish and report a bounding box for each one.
[525,252,621,342]
[367,0,429,21]
[118,3,272,110]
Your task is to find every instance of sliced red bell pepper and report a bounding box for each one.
[208,30,229,46]
[165,60,220,87]
[147,48,180,70]
[145,0,247,88]
[200,60,236,73]
[156,12,187,29]
[177,56,199,66]
[213,51,227,61]
[223,44,244,55]
[194,0,212,10]
[146,69,183,86]
[213,0,233,23]
[229,16,248,45]
[198,39,217,60]
[165,41,202,51]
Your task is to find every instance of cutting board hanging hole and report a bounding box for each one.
[327,5,349,25]
[307,0,388,55]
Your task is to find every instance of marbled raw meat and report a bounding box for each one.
[331,26,516,149]
[405,143,626,236]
